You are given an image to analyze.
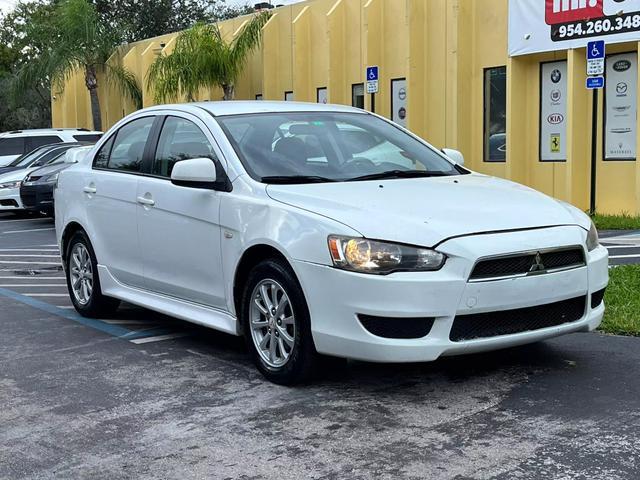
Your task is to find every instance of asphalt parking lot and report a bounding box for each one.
[1,212,640,479]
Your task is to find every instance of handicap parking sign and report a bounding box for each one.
[366,66,379,81]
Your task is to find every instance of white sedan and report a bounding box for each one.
[55,102,609,384]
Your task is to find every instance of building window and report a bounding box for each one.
[317,87,328,104]
[284,91,294,101]
[255,94,263,100]
[484,66,507,162]
[352,83,364,109]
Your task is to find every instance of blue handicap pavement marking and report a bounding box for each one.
[0,287,172,340]
[588,40,605,60]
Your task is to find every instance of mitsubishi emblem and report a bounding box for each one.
[529,252,546,274]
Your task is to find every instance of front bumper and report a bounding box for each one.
[20,183,55,213]
[294,226,609,363]
[0,187,23,210]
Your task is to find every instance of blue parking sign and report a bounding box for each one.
[366,66,379,81]
[587,40,605,60]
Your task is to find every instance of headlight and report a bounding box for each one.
[328,235,445,274]
[41,172,59,184]
[0,181,21,189]
[586,222,599,252]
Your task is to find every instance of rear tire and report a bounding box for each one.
[241,258,319,385]
[65,230,120,317]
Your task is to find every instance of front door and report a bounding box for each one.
[136,114,227,309]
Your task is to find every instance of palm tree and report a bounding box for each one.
[13,0,142,131]
[147,12,270,103]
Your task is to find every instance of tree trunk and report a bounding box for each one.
[84,65,102,132]
[222,84,235,101]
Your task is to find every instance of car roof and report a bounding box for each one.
[0,128,102,137]
[144,101,367,117]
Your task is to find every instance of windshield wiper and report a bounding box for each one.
[261,175,337,184]
[346,170,453,182]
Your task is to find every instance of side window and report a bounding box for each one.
[96,117,155,172]
[94,137,114,169]
[152,117,217,178]
[26,136,63,152]
[0,138,25,156]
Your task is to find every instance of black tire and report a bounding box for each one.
[240,258,319,385]
[65,230,120,317]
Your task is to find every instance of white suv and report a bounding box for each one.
[0,128,102,167]
[55,102,608,384]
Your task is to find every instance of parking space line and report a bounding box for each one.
[130,333,191,344]
[0,255,61,258]
[0,217,51,223]
[0,249,59,252]
[0,276,65,280]
[0,287,135,338]
[603,245,640,249]
[102,319,153,325]
[23,293,70,297]
[0,284,68,287]
[0,261,61,265]
[609,254,640,260]
[3,228,56,234]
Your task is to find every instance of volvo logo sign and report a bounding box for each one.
[528,252,547,275]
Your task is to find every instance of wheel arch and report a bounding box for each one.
[60,221,88,265]
[233,244,293,327]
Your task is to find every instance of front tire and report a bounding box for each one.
[241,258,318,385]
[65,231,120,317]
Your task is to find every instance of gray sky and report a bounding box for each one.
[0,0,304,13]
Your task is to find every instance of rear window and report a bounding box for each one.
[73,134,102,142]
[27,136,63,151]
[0,137,25,156]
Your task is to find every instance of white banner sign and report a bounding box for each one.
[605,52,637,160]
[509,0,640,56]
[540,61,568,161]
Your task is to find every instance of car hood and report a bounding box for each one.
[0,167,37,183]
[266,174,589,246]
[27,162,71,180]
[0,166,23,175]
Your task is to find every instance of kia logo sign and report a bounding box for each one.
[613,60,632,72]
[547,113,564,125]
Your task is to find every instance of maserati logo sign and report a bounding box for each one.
[529,252,547,274]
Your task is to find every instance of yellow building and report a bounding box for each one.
[52,0,640,215]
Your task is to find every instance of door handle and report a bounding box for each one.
[83,186,97,194]
[137,196,155,206]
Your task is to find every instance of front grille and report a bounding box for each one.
[359,315,435,339]
[470,247,585,281]
[450,295,586,342]
[20,190,36,207]
[591,288,606,308]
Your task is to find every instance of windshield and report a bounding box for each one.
[12,146,70,168]
[217,112,464,183]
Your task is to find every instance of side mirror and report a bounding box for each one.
[171,158,217,189]
[441,148,465,166]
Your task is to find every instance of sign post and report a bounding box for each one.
[587,40,605,214]
[366,66,379,113]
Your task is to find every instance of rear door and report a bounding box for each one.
[84,116,157,287]
[136,114,227,309]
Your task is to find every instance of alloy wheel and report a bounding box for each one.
[69,243,93,306]
[249,279,296,368]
